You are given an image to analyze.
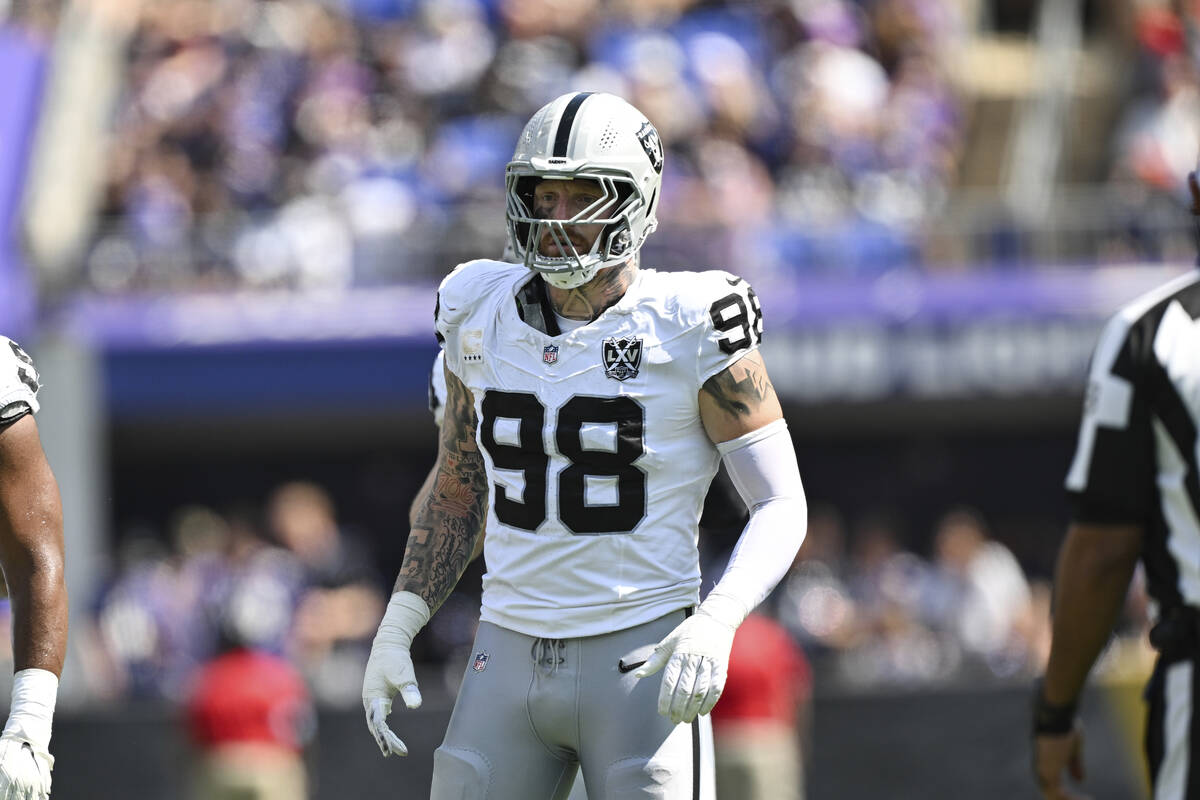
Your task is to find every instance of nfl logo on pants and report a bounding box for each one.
[472,652,489,672]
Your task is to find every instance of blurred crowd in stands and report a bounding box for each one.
[0,478,1134,708]
[32,0,1186,296]
[82,482,387,706]
[82,0,976,292]
[79,0,959,291]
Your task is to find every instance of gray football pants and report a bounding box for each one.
[431,609,715,800]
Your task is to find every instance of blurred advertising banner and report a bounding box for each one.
[757,265,1191,401]
[56,263,1193,417]
[0,26,46,335]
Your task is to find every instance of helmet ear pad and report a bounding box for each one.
[601,182,636,259]
[512,176,539,253]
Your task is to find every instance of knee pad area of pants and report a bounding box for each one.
[602,756,684,799]
[431,746,492,799]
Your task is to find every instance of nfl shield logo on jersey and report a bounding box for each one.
[472,651,489,672]
[603,336,643,381]
[543,344,559,365]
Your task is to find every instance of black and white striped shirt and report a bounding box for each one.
[1066,269,1200,610]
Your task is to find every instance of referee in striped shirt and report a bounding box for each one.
[1034,170,1200,800]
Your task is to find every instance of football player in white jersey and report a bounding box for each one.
[364,92,808,799]
[416,348,592,800]
[0,338,68,800]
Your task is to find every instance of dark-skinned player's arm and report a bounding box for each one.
[634,350,808,724]
[1034,522,1141,800]
[1035,170,1200,800]
[363,362,488,756]
[0,411,67,796]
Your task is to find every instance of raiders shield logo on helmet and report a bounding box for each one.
[636,121,663,175]
[603,336,643,381]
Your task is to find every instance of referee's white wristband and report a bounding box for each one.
[3,668,58,750]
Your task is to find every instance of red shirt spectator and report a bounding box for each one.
[187,647,311,752]
[712,613,811,726]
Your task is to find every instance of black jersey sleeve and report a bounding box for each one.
[1064,311,1155,524]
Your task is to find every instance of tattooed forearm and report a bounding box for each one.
[702,353,774,418]
[395,366,488,612]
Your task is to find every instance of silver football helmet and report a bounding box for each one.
[506,92,664,289]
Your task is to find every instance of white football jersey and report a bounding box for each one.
[0,337,40,423]
[437,260,763,638]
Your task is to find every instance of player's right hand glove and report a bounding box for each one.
[0,735,52,800]
[634,594,746,725]
[362,591,431,757]
[0,668,57,800]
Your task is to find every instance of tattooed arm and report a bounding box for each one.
[698,350,784,444]
[363,362,488,757]
[395,362,488,613]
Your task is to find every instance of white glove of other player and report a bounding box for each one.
[0,669,56,800]
[0,738,51,800]
[634,594,746,725]
[361,591,431,757]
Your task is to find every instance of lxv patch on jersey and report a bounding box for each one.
[603,336,642,381]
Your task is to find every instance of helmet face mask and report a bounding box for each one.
[506,172,640,288]
[505,93,663,290]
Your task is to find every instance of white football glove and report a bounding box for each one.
[361,591,431,757]
[0,736,51,800]
[634,595,747,725]
[0,669,57,800]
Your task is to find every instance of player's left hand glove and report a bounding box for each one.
[362,591,431,758]
[634,595,746,725]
